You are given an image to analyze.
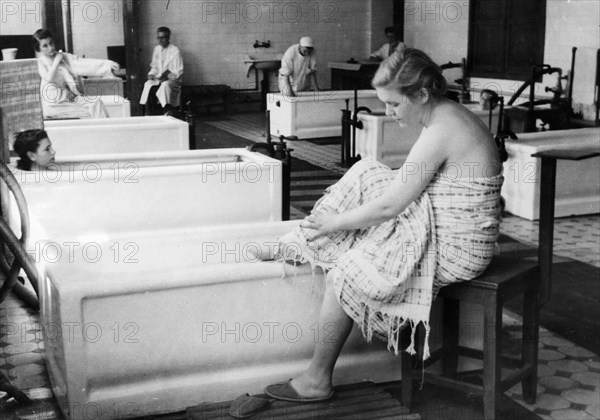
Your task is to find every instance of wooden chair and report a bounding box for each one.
[400,147,600,420]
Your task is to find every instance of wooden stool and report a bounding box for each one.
[401,148,600,420]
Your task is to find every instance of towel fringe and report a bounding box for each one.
[405,320,417,355]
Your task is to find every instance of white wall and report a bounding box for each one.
[404,0,600,120]
[137,0,393,90]
[0,0,124,60]
[70,0,124,59]
[0,0,43,34]
[7,1,596,118]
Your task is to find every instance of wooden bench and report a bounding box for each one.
[183,84,230,114]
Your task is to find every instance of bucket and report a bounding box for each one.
[2,48,18,61]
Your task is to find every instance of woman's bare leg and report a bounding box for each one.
[289,274,354,397]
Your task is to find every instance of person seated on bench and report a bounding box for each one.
[262,47,504,403]
[139,26,184,115]
[33,28,119,119]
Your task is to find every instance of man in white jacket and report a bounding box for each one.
[140,27,184,115]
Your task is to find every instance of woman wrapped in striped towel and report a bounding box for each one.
[264,47,504,403]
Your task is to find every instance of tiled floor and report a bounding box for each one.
[1,112,599,419]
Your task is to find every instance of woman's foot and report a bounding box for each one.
[247,243,277,262]
[289,373,333,399]
[264,374,333,403]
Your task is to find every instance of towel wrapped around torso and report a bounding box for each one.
[277,159,504,357]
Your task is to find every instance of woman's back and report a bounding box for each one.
[424,98,501,181]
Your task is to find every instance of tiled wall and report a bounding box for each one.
[137,0,393,90]
[404,0,600,119]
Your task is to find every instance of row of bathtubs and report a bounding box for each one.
[267,90,502,141]
[11,145,488,419]
[7,94,598,419]
[8,147,404,418]
[353,116,599,219]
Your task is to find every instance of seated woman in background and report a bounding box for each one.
[33,28,120,119]
[263,47,504,403]
[13,129,56,171]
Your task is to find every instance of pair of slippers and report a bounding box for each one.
[229,380,334,418]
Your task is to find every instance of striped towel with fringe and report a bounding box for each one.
[277,159,504,358]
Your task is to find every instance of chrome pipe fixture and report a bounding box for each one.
[253,40,271,48]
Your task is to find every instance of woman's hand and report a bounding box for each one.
[52,51,64,65]
[300,208,341,237]
[110,61,121,73]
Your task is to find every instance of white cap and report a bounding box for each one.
[299,36,314,48]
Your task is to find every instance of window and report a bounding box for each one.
[468,0,546,81]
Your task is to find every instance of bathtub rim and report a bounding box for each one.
[9,148,283,180]
[43,115,184,128]
[267,88,380,103]
[39,220,303,290]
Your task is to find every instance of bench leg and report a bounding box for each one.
[522,286,539,404]
[442,298,460,377]
[483,295,502,420]
[401,327,415,407]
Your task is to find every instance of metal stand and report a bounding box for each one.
[249,110,296,220]
[339,90,371,167]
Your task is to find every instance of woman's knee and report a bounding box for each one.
[346,159,393,181]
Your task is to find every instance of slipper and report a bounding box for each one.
[264,380,334,403]
[228,393,273,418]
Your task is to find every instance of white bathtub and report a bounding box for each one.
[502,127,600,220]
[43,116,188,157]
[354,111,422,169]
[11,148,282,241]
[100,95,131,118]
[353,103,505,170]
[267,90,383,139]
[40,221,403,419]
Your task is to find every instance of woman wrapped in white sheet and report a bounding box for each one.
[33,28,120,119]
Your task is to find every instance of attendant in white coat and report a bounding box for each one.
[278,36,318,97]
[139,27,184,115]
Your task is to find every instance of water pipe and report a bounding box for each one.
[350,89,371,165]
[249,110,296,220]
[340,99,351,166]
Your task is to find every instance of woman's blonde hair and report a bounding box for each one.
[372,47,447,102]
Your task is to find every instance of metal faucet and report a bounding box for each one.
[339,91,373,167]
[544,70,568,105]
[253,40,271,48]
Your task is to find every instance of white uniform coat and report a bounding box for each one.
[140,44,184,107]
[278,44,316,93]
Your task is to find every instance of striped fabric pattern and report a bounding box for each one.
[277,159,504,357]
[0,59,44,155]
